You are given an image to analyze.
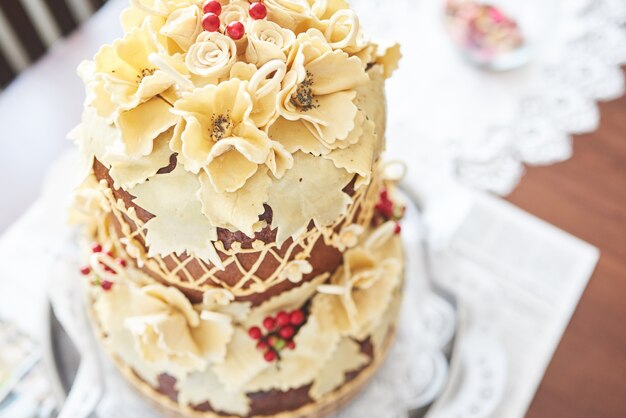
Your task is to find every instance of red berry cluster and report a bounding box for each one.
[79,242,126,292]
[373,189,405,234]
[201,1,267,40]
[248,308,306,362]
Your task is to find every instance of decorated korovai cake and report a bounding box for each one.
[70,0,404,416]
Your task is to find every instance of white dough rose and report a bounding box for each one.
[186,32,237,78]
[246,20,296,66]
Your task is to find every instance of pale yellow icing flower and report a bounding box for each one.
[95,282,235,379]
[171,78,272,193]
[274,29,368,151]
[186,32,238,78]
[94,24,172,112]
[279,260,314,283]
[92,24,178,158]
[316,226,402,338]
[120,0,210,63]
[245,20,296,66]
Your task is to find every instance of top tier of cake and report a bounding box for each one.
[71,0,400,301]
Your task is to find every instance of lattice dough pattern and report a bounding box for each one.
[88,169,385,298]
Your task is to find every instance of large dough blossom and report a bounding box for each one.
[171,78,273,193]
[120,0,203,55]
[95,282,236,379]
[272,29,368,154]
[92,24,178,158]
[316,222,402,339]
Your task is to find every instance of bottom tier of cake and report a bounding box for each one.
[86,222,404,418]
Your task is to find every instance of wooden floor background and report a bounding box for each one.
[509,71,626,418]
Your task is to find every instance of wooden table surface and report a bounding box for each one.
[508,73,626,418]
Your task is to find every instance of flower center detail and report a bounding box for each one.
[290,71,318,112]
[137,68,156,82]
[210,113,233,141]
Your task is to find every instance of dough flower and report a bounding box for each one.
[245,20,296,66]
[186,32,238,78]
[273,29,368,152]
[279,260,314,283]
[95,283,235,379]
[332,224,365,251]
[171,79,272,193]
[160,4,203,52]
[317,224,402,338]
[263,0,311,31]
[93,24,178,158]
[94,25,172,111]
[221,0,251,26]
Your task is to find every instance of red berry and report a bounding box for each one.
[249,2,267,20]
[202,13,221,32]
[116,258,127,267]
[279,326,295,339]
[268,335,278,347]
[376,200,394,218]
[264,349,277,362]
[100,261,116,274]
[106,251,114,258]
[257,341,268,351]
[101,280,114,291]
[394,223,402,235]
[290,310,305,326]
[203,0,222,15]
[80,266,91,276]
[226,21,245,40]
[380,189,388,201]
[92,243,103,253]
[287,341,296,350]
[248,326,263,340]
[276,311,290,326]
[263,316,276,330]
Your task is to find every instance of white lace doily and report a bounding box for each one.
[353,0,626,195]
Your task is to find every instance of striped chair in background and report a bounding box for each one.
[0,0,107,88]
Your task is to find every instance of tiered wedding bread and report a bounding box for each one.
[71,1,403,416]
